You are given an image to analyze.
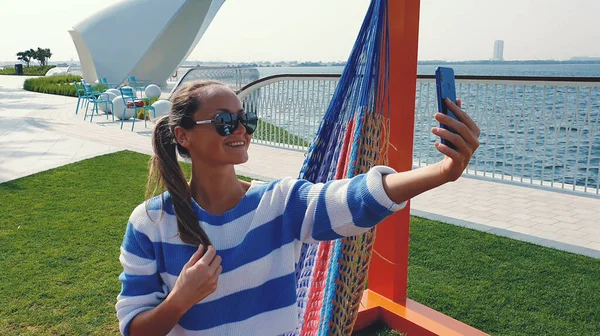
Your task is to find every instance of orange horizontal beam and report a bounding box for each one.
[355,290,490,336]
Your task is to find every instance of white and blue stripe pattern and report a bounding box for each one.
[116,165,406,336]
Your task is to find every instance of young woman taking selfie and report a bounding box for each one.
[115,80,480,335]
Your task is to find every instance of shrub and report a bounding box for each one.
[23,75,83,97]
[0,65,56,76]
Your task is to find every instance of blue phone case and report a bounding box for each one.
[435,67,458,149]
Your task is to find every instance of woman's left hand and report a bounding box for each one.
[432,98,481,182]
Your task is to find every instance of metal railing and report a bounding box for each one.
[170,66,260,94]
[238,74,600,196]
[238,74,340,151]
[418,76,600,195]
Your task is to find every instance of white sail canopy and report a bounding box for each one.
[69,0,225,86]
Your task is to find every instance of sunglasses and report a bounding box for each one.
[195,111,258,136]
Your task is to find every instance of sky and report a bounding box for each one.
[1,0,599,63]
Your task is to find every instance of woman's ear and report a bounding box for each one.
[173,126,191,149]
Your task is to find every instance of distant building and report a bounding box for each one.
[493,40,504,61]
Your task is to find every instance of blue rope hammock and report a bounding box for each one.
[292,0,391,334]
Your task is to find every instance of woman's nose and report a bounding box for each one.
[233,121,247,135]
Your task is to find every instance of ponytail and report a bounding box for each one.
[146,115,212,247]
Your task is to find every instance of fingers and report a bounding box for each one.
[194,245,222,276]
[184,244,205,269]
[208,265,223,293]
[445,98,481,137]
[456,98,462,109]
[199,245,217,265]
[208,255,222,276]
[214,265,223,279]
[435,113,479,148]
[432,127,469,154]
[434,142,462,162]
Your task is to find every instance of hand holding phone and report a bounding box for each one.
[435,67,459,149]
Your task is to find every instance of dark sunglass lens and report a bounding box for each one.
[242,113,258,134]
[215,112,238,136]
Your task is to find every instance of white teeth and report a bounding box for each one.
[226,141,245,147]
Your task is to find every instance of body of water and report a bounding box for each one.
[253,64,600,191]
[257,63,600,78]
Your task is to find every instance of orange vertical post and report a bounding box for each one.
[367,0,421,304]
[356,3,490,333]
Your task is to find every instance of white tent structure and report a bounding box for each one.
[69,0,225,86]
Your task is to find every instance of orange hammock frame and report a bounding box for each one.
[352,1,489,335]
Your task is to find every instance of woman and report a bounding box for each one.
[116,80,480,335]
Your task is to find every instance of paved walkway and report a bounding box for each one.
[1,75,599,258]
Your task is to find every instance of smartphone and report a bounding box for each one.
[435,67,459,149]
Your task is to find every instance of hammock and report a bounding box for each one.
[292,0,391,334]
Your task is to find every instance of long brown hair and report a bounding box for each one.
[146,80,224,246]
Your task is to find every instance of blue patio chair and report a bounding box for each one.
[80,79,102,98]
[73,82,90,115]
[99,77,119,89]
[83,84,114,122]
[127,76,148,95]
[119,87,155,131]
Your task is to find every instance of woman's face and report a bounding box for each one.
[179,85,251,167]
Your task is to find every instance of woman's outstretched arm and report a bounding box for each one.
[273,98,479,243]
[382,99,480,204]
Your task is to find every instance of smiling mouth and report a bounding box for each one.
[225,141,246,147]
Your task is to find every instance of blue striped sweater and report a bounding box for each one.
[116,166,406,335]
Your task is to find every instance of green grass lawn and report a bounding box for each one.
[408,217,600,335]
[253,119,311,148]
[352,322,402,336]
[1,151,599,335]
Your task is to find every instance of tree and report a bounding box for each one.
[16,49,35,67]
[33,47,52,67]
[16,51,30,67]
